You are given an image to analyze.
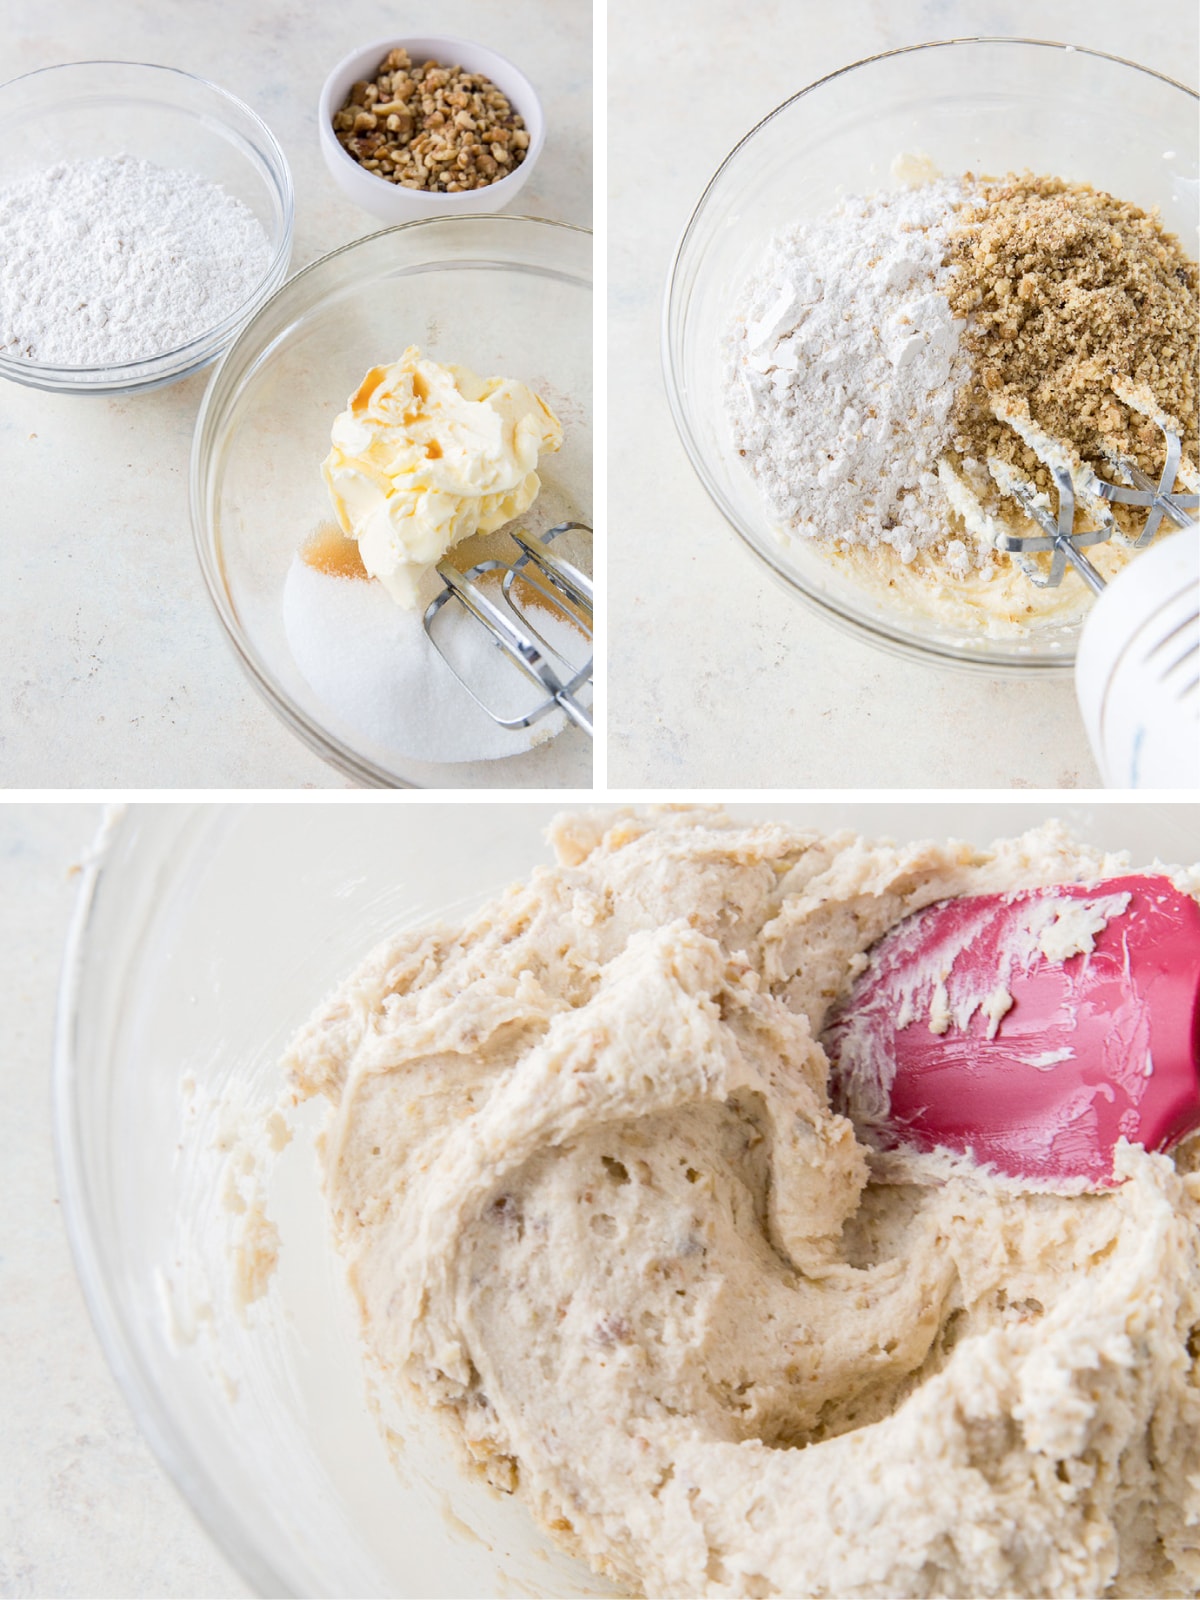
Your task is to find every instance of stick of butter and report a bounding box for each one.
[321,346,563,608]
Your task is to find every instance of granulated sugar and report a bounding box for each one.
[728,179,976,562]
[281,558,584,764]
[0,154,272,365]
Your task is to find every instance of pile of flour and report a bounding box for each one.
[0,154,272,366]
[728,179,977,562]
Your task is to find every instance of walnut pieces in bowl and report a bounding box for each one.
[319,35,544,223]
[334,48,530,194]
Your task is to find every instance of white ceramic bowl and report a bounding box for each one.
[54,802,1200,1595]
[318,35,545,223]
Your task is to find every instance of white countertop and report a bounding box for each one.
[0,805,248,1597]
[608,0,1197,789]
[0,0,591,789]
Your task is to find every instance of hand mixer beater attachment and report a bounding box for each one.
[980,391,1198,595]
[424,521,593,736]
[975,389,1198,787]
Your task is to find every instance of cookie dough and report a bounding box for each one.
[286,810,1200,1598]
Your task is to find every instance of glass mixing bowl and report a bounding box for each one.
[191,216,593,788]
[54,802,1200,1597]
[0,62,293,396]
[663,39,1199,675]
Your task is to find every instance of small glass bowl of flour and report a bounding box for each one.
[0,61,293,395]
[663,40,1198,674]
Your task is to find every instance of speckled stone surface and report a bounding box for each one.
[608,0,1197,789]
[0,805,249,1596]
[0,0,591,789]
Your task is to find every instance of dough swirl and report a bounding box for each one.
[287,810,1200,1598]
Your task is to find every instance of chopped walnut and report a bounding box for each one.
[332,47,529,193]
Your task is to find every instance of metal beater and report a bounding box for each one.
[423,520,593,736]
[970,389,1198,787]
[974,393,1197,594]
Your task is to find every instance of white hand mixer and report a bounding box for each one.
[1075,525,1198,788]
[973,398,1198,787]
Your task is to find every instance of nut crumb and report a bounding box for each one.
[946,173,1198,517]
[333,47,528,193]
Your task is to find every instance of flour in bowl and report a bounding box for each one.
[726,171,1199,630]
[0,154,272,366]
[729,179,975,565]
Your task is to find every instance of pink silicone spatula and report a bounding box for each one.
[822,876,1200,1186]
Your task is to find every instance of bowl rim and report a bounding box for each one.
[661,36,1200,678]
[317,33,545,208]
[52,806,294,1598]
[0,60,295,389]
[189,212,593,788]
